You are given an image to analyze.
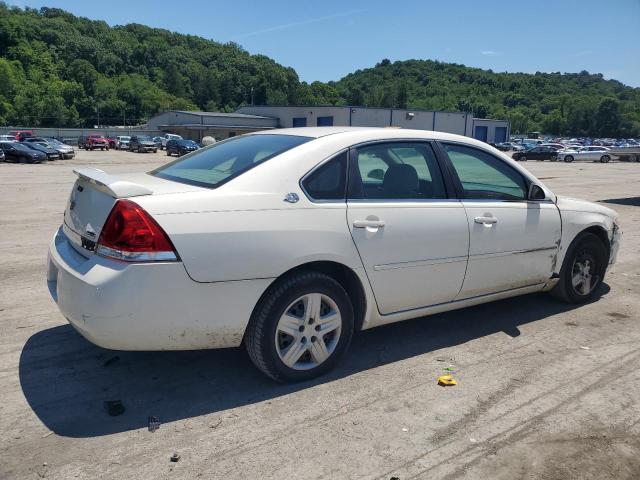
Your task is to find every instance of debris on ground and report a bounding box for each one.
[401,427,409,432]
[170,453,181,462]
[148,416,161,432]
[580,346,591,350]
[103,356,120,367]
[104,400,125,416]
[438,375,458,386]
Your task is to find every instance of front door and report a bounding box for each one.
[346,141,469,315]
[440,142,561,299]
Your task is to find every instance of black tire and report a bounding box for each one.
[551,155,557,161]
[520,155,527,161]
[245,270,355,382]
[564,155,574,163]
[166,150,172,156]
[600,155,610,163]
[550,232,608,303]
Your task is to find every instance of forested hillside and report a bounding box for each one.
[1,4,639,136]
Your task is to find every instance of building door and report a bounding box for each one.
[495,126,507,143]
[292,117,307,127]
[474,126,488,142]
[317,116,334,127]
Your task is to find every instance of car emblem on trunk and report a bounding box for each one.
[69,200,76,211]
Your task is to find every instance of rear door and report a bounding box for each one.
[346,141,469,315]
[439,142,561,299]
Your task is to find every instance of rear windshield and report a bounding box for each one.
[151,134,312,188]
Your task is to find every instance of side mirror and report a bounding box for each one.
[528,183,546,201]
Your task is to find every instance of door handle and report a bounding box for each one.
[353,219,386,229]
[474,216,498,225]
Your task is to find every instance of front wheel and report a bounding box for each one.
[600,155,610,163]
[245,271,354,382]
[550,232,608,303]
[564,155,574,163]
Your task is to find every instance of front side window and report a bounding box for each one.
[442,143,527,200]
[302,151,347,201]
[152,134,312,188]
[348,142,447,200]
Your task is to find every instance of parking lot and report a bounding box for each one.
[1,150,639,479]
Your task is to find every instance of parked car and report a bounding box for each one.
[25,137,75,159]
[129,135,158,153]
[0,148,4,162]
[0,134,16,142]
[8,130,34,141]
[0,141,46,163]
[47,128,621,382]
[79,135,110,150]
[115,136,131,150]
[166,139,199,156]
[512,146,558,161]
[557,146,613,163]
[106,137,118,149]
[160,133,182,149]
[23,142,60,160]
[152,136,163,148]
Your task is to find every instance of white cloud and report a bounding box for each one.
[480,50,501,56]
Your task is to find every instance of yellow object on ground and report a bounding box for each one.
[438,374,458,386]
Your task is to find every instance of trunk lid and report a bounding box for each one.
[63,168,204,256]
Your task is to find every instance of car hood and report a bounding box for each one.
[556,196,617,219]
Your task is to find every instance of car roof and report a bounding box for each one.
[250,126,487,145]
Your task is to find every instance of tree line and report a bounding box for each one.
[1,4,638,137]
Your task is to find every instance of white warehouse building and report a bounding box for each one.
[147,106,510,143]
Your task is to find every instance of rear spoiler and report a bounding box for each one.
[73,168,153,198]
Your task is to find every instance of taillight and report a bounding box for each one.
[96,199,178,262]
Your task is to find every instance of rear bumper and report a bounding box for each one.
[47,227,273,350]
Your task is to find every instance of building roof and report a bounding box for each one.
[172,110,274,120]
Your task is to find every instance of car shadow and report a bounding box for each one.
[19,285,609,438]
[600,197,640,207]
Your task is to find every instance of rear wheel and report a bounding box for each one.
[564,155,574,163]
[520,155,527,161]
[245,271,354,382]
[550,232,607,303]
[600,155,610,163]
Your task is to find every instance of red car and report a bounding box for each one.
[80,134,110,151]
[9,130,34,141]
[106,136,118,149]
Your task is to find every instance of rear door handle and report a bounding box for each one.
[353,220,386,228]
[474,216,498,225]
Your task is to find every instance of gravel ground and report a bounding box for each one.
[0,149,639,480]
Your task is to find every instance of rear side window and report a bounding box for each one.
[348,142,447,200]
[152,134,312,188]
[302,151,347,201]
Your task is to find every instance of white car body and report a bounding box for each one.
[161,133,182,148]
[47,128,621,358]
[115,136,131,150]
[557,146,614,163]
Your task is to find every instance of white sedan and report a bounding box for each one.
[557,146,614,163]
[47,128,621,382]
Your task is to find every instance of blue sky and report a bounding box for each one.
[7,0,640,87]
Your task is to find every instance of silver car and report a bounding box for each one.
[557,146,613,163]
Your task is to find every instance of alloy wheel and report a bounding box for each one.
[571,251,599,296]
[275,293,342,370]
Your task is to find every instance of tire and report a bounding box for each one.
[600,155,610,163]
[138,147,143,153]
[166,150,172,156]
[520,155,527,161]
[564,155,574,163]
[153,149,158,153]
[245,270,355,382]
[551,155,557,161]
[550,232,608,304]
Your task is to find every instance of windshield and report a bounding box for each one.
[152,134,312,188]
[138,136,152,141]
[119,136,131,141]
